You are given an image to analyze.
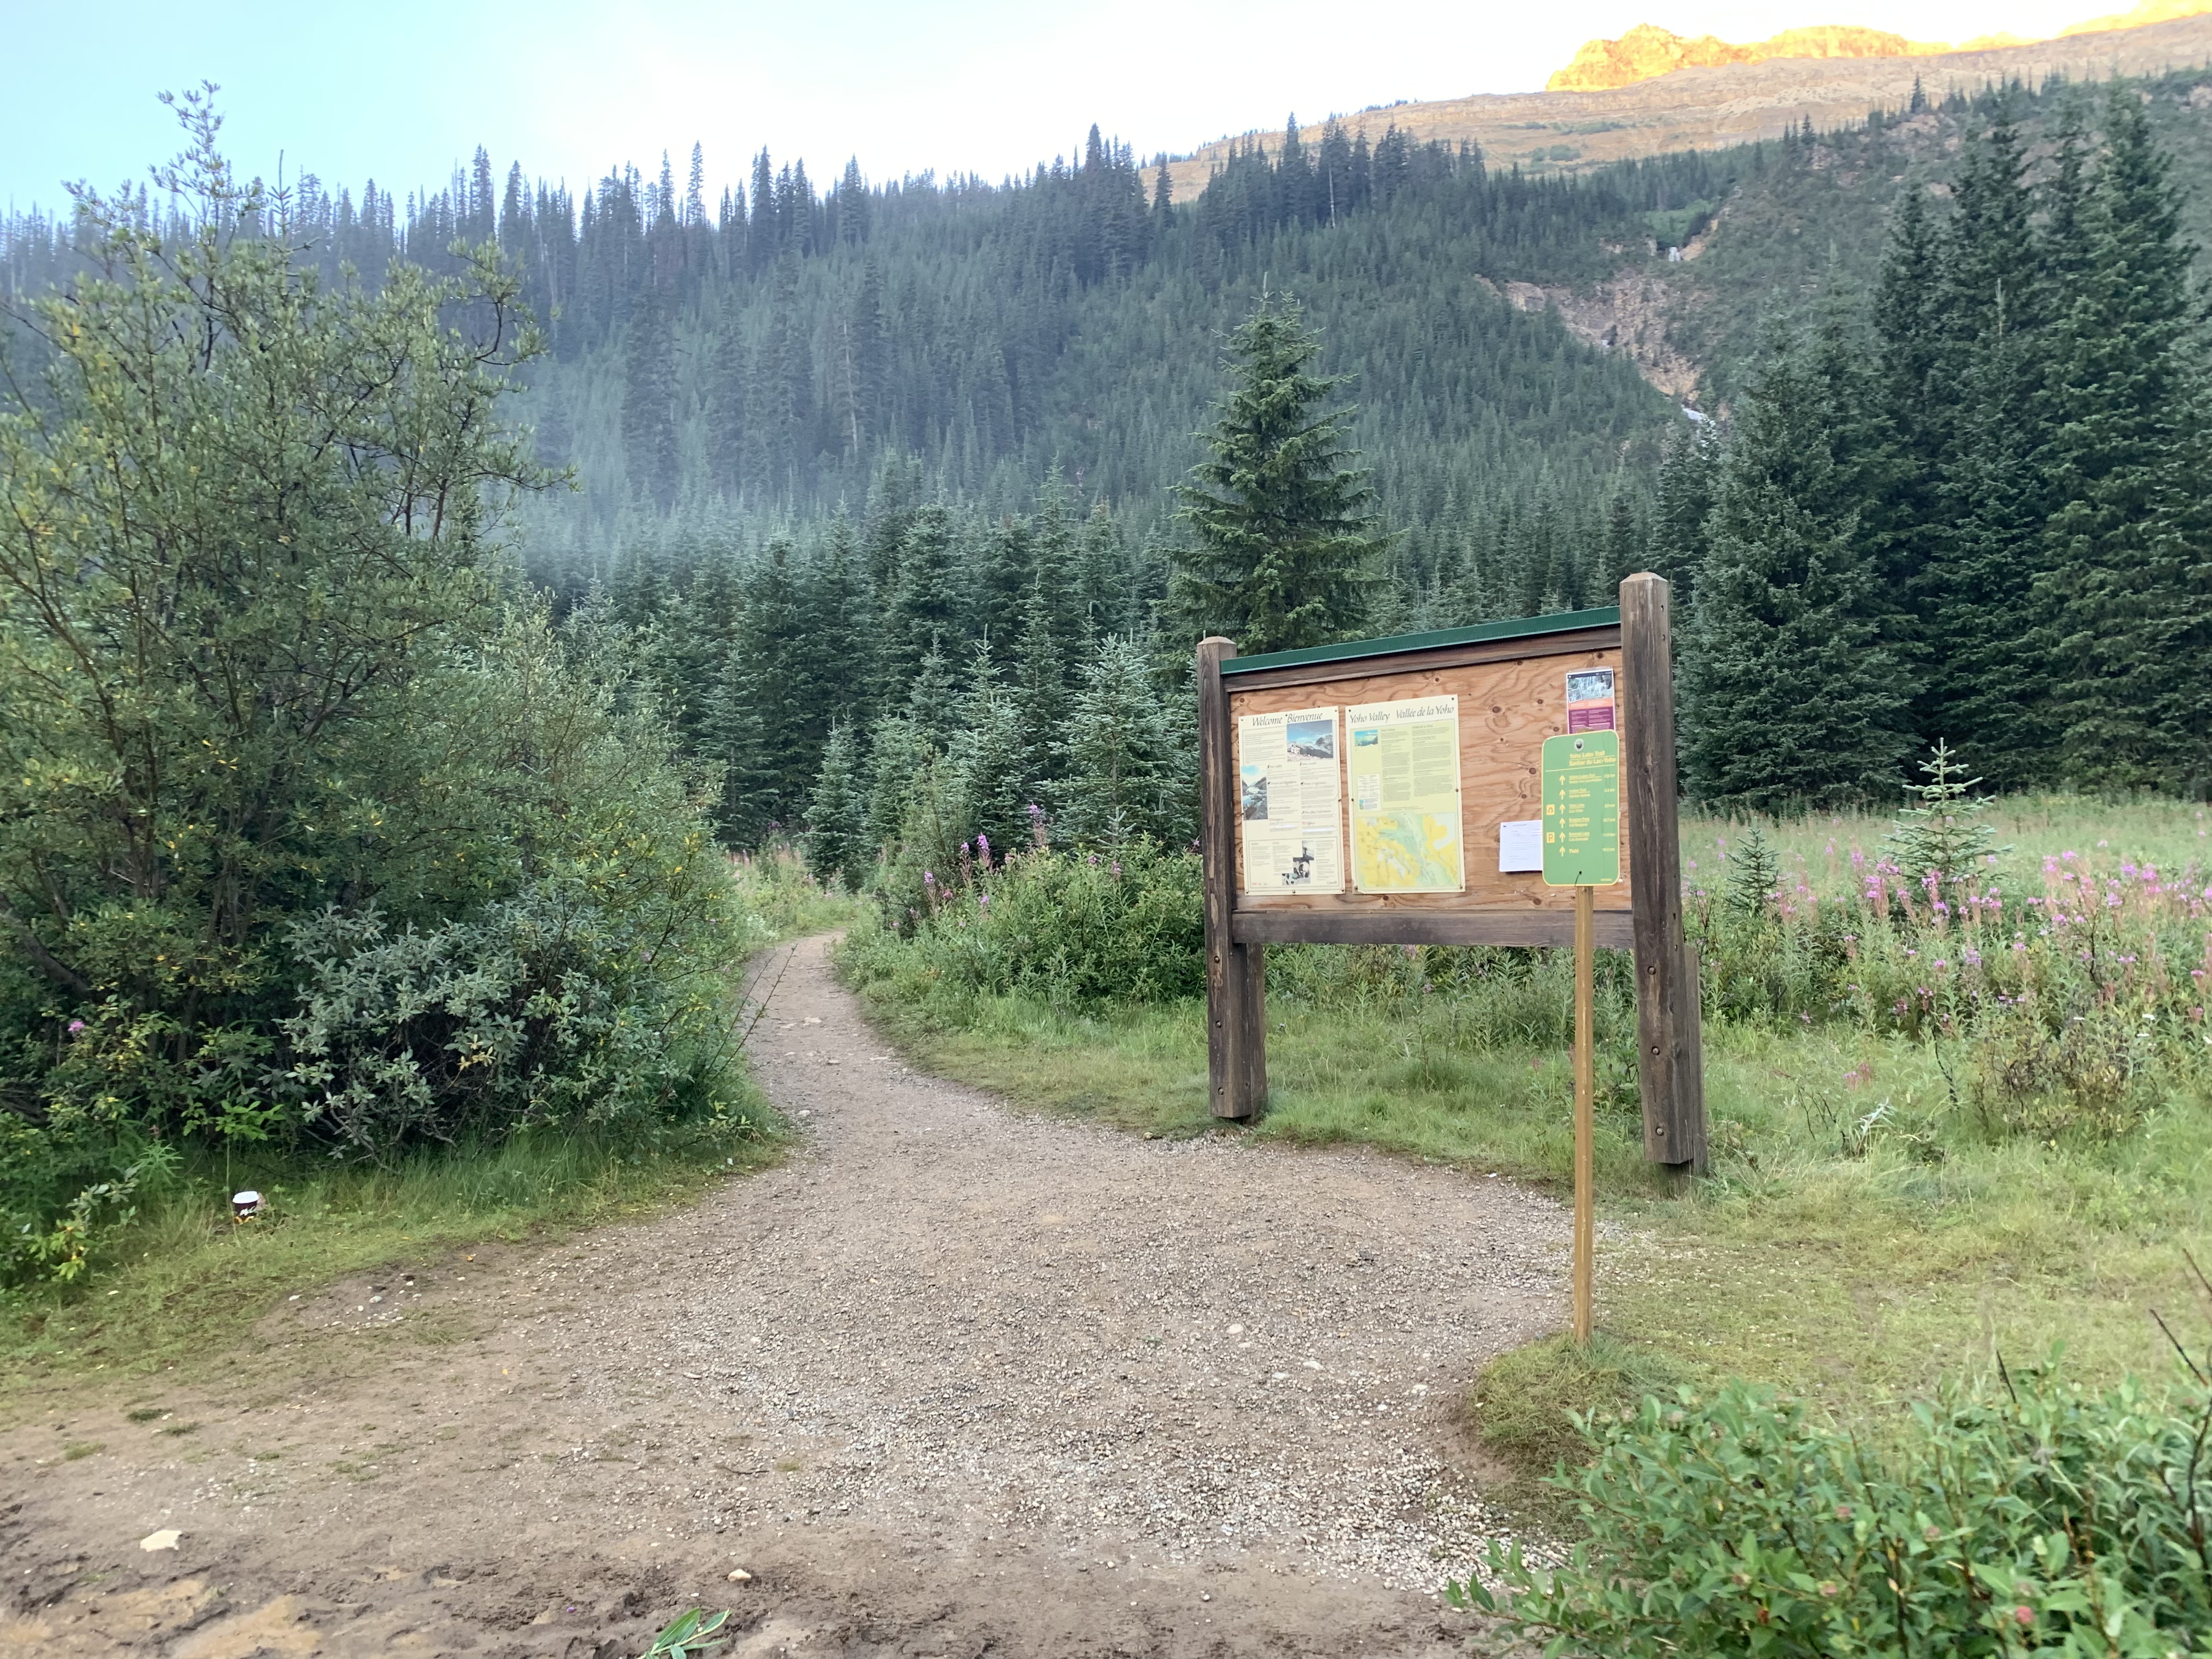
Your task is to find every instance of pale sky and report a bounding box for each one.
[3,0,2105,216]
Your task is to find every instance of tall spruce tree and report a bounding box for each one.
[1679,344,1914,810]
[2038,87,2212,788]
[1054,635,1188,845]
[951,641,1037,857]
[865,646,956,853]
[621,286,679,508]
[803,720,870,885]
[1646,418,1720,608]
[712,538,813,842]
[1171,291,1386,654]
[878,502,962,703]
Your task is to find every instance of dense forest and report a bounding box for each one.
[3,67,2209,885]
[1655,82,2212,802]
[2,111,1736,607]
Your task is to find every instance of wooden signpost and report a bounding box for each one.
[1196,573,1708,1340]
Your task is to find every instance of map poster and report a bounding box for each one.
[1344,696,1466,893]
[1235,706,1345,894]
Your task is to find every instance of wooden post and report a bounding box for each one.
[1197,637,1267,1120]
[1572,883,1595,1343]
[1619,573,1708,1176]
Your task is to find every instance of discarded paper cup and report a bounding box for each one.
[232,1190,262,1221]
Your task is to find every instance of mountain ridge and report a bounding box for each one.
[1164,11,2212,194]
[1542,0,2212,92]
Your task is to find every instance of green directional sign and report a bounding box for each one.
[1542,730,1621,887]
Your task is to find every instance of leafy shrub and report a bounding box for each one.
[279,876,756,1159]
[845,842,1204,1007]
[1455,1363,2212,1656]
[0,1118,179,1288]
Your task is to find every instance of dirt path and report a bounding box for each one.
[3,935,1569,1658]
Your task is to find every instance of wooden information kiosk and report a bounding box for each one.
[1195,572,1707,1177]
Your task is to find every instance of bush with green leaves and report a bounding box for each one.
[0,104,768,1280]
[844,842,1204,1008]
[279,876,751,1159]
[1455,1361,2212,1656]
[0,1118,179,1287]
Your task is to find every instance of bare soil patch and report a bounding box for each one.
[2,935,1567,1657]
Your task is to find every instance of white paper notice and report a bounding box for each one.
[1499,819,1544,873]
[1236,707,1345,894]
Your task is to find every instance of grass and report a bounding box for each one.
[843,792,2212,1495]
[1469,1334,1689,1525]
[0,1115,785,1404]
[0,855,869,1401]
[1677,793,2211,905]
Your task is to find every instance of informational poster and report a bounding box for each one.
[1345,696,1465,893]
[1541,730,1622,887]
[1235,707,1345,894]
[1565,666,1617,733]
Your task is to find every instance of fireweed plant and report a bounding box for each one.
[851,783,2210,1150]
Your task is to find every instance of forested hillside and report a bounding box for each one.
[5,118,1731,602]
[5,64,2208,863]
[1650,63,2212,401]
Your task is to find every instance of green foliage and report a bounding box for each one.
[802,723,870,888]
[1454,1363,2212,1657]
[1883,742,2008,888]
[952,642,1040,859]
[0,92,546,1053]
[279,874,750,1160]
[1052,635,1194,847]
[1671,80,2212,800]
[1725,828,1781,919]
[2038,87,2212,791]
[843,843,1204,1007]
[1,1122,178,1288]
[1170,290,1389,653]
[0,105,764,1285]
[1678,336,1913,811]
[636,1608,730,1659]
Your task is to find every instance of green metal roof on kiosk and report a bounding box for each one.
[1218,605,1622,677]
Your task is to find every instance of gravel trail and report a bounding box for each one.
[2,934,1569,1658]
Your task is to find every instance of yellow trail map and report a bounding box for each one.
[1344,696,1464,893]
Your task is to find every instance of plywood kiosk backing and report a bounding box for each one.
[1196,573,1706,1171]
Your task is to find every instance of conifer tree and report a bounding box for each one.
[621,285,679,508]
[1171,291,1385,653]
[866,646,955,853]
[878,503,962,701]
[951,642,1036,857]
[799,511,875,725]
[1077,502,1131,637]
[967,514,1034,660]
[712,538,813,842]
[708,314,748,493]
[2038,87,2212,787]
[1680,346,1913,811]
[803,720,870,886]
[1051,636,1181,845]
[1645,419,1719,608]
[1599,483,1644,595]
[1025,473,1089,657]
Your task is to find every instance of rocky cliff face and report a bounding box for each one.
[1545,24,1955,94]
